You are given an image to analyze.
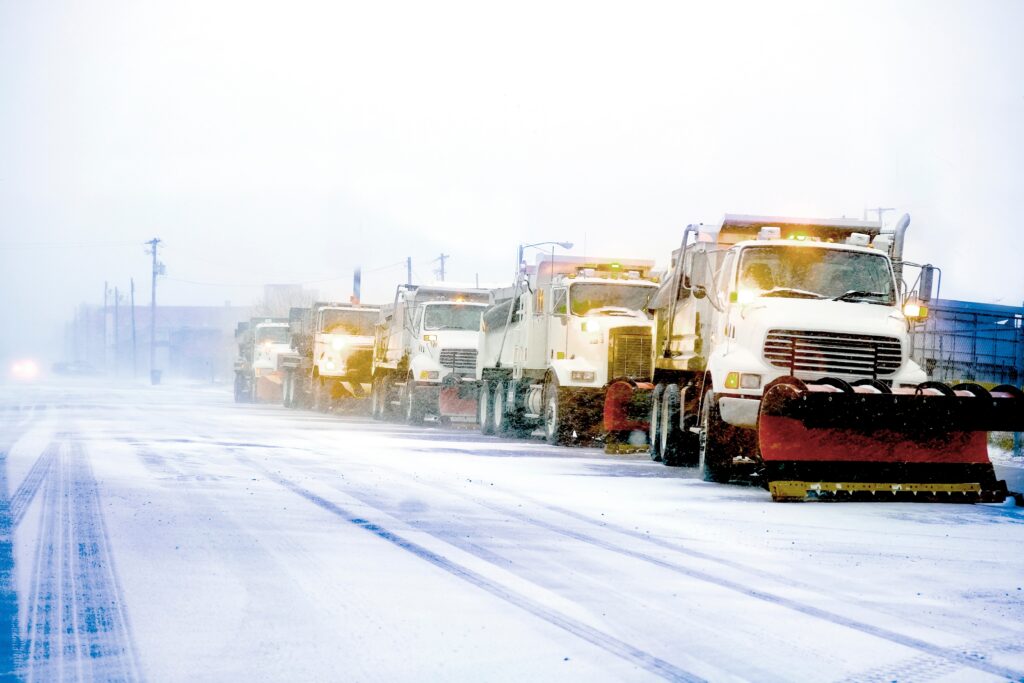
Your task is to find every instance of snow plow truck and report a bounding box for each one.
[603,214,1021,502]
[280,302,380,411]
[371,284,492,423]
[234,318,291,403]
[477,254,659,444]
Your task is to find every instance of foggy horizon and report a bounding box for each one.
[3,0,1024,365]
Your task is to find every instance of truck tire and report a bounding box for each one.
[543,382,573,446]
[234,374,247,403]
[660,384,682,466]
[314,376,329,413]
[492,380,509,434]
[478,380,495,435]
[371,377,385,420]
[662,384,700,467]
[699,391,732,483]
[402,378,425,424]
[648,384,664,462]
[283,372,293,408]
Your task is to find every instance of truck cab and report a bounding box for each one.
[479,256,658,444]
[310,305,379,410]
[372,285,492,423]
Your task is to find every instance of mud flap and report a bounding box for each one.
[438,384,477,418]
[758,378,1022,502]
[603,380,653,454]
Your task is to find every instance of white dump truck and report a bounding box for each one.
[233,318,291,403]
[281,302,380,411]
[477,255,659,444]
[602,214,1019,502]
[370,284,492,423]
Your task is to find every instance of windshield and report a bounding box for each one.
[321,309,377,335]
[736,246,895,303]
[569,283,655,316]
[256,326,289,344]
[422,303,485,331]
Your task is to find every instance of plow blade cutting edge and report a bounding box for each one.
[757,377,1023,502]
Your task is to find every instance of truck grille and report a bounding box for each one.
[439,348,477,374]
[763,329,902,377]
[608,327,653,380]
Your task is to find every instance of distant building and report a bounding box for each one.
[66,303,252,382]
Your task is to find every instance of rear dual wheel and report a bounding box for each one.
[660,384,700,467]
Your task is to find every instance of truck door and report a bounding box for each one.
[547,286,569,364]
[714,250,737,350]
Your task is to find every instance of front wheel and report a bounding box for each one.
[478,381,494,435]
[544,382,572,446]
[648,384,664,461]
[403,379,426,424]
[699,392,732,483]
[314,377,329,412]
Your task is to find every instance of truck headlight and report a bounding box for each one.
[581,319,601,333]
[325,360,336,371]
[570,370,596,382]
[725,372,761,389]
[331,337,348,350]
[419,370,439,380]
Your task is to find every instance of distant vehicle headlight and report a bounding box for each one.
[11,359,40,380]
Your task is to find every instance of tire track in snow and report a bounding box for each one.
[0,399,46,678]
[273,446,1024,681]
[21,439,142,682]
[247,459,706,683]
[9,440,59,527]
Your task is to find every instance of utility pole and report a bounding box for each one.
[437,253,449,281]
[103,281,109,373]
[146,238,162,384]
[114,286,120,375]
[130,278,137,377]
[866,207,895,227]
[406,256,412,285]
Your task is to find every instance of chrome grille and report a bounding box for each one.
[763,329,902,377]
[609,327,653,380]
[439,348,478,374]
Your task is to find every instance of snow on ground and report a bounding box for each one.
[1,379,1023,682]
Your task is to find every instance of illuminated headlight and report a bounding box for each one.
[419,370,439,380]
[902,302,928,320]
[331,337,347,350]
[570,370,596,382]
[581,319,601,333]
[422,334,437,343]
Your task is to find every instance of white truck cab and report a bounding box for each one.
[478,255,658,444]
[371,285,493,423]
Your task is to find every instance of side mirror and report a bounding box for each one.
[919,265,935,303]
[693,285,707,300]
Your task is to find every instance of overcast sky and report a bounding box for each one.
[2,0,1023,363]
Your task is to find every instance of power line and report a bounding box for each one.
[0,240,142,250]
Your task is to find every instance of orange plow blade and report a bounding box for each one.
[758,378,1021,502]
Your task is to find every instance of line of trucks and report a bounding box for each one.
[234,213,1023,502]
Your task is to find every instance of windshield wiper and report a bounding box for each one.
[832,290,890,303]
[760,287,825,299]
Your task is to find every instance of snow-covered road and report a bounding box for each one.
[1,380,1023,682]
